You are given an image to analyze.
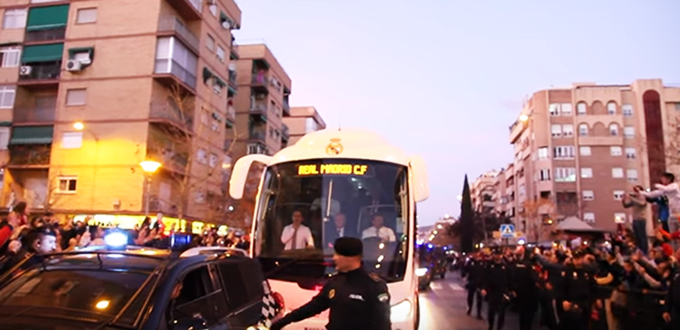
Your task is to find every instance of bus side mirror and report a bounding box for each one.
[229,154,272,199]
[409,155,429,202]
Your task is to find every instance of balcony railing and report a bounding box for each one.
[249,130,266,141]
[150,102,193,130]
[249,103,267,114]
[282,124,289,137]
[228,70,237,86]
[154,59,197,90]
[165,0,202,20]
[13,106,56,123]
[146,148,189,174]
[158,17,200,51]
[226,106,236,120]
[18,63,61,82]
[25,28,66,43]
[251,75,268,86]
[9,145,51,166]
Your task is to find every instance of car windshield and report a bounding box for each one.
[253,158,410,284]
[0,268,148,317]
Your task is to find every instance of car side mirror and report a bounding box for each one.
[173,316,209,330]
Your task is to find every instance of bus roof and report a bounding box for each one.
[270,128,411,166]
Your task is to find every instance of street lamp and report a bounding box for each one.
[73,121,85,130]
[518,114,529,122]
[140,160,162,216]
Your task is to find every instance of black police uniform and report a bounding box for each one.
[463,255,484,318]
[269,237,391,330]
[560,251,596,330]
[511,256,539,330]
[667,270,680,328]
[482,249,511,330]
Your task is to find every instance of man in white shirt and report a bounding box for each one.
[361,214,396,242]
[281,210,315,250]
[311,196,341,217]
[641,172,680,229]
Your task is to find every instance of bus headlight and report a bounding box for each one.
[415,267,428,277]
[390,299,412,322]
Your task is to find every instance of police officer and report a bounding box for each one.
[511,248,539,330]
[663,269,680,328]
[462,252,484,319]
[269,237,391,330]
[481,247,512,330]
[560,249,596,330]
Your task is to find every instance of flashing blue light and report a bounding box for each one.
[442,246,448,250]
[427,243,434,249]
[170,233,192,250]
[104,232,128,248]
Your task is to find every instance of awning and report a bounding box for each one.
[22,43,64,63]
[68,47,95,64]
[228,85,237,95]
[202,67,213,84]
[214,76,226,88]
[9,126,54,145]
[26,5,69,31]
[0,122,11,127]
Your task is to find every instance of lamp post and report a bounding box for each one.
[73,121,100,210]
[140,160,162,217]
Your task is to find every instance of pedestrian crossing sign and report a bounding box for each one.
[499,224,515,238]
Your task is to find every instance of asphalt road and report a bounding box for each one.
[418,271,523,330]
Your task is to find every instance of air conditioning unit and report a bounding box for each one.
[66,59,82,72]
[19,66,32,76]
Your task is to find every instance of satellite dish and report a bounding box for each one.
[222,21,230,29]
[228,63,236,71]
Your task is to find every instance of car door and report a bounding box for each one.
[172,265,230,330]
[215,257,268,328]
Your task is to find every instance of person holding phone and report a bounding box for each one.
[623,186,649,253]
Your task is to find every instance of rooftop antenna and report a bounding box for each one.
[337,110,342,131]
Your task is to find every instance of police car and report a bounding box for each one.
[0,230,283,330]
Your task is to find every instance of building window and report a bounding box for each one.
[582,190,594,201]
[553,146,575,159]
[206,34,214,51]
[612,167,624,178]
[625,147,636,159]
[209,3,218,16]
[195,190,205,203]
[627,169,638,182]
[579,124,588,136]
[0,86,16,108]
[537,147,549,159]
[610,146,622,156]
[609,124,618,136]
[561,103,573,116]
[76,8,97,24]
[577,102,587,115]
[607,102,617,115]
[581,167,593,178]
[562,124,573,137]
[551,125,562,138]
[61,132,83,149]
[216,45,225,62]
[66,89,87,105]
[539,169,551,181]
[155,37,198,88]
[549,104,560,116]
[208,153,218,167]
[2,9,27,29]
[0,47,20,67]
[614,213,626,223]
[622,104,633,117]
[0,127,9,149]
[57,176,77,193]
[613,190,625,200]
[196,148,207,164]
[579,146,591,156]
[624,126,635,138]
[583,212,595,223]
[554,167,576,182]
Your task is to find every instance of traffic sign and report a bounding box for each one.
[499,224,515,238]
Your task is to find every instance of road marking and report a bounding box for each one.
[430,282,443,290]
[448,283,465,291]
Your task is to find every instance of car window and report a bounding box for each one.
[217,258,264,310]
[0,269,147,316]
[174,266,228,325]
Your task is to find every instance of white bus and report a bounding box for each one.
[228,129,429,330]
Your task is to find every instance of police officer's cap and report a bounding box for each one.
[491,247,503,255]
[572,249,586,258]
[334,237,363,257]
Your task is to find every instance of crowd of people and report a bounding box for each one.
[0,205,250,274]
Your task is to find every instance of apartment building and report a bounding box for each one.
[470,170,498,214]
[507,79,680,234]
[0,0,243,227]
[282,106,327,145]
[228,43,293,158]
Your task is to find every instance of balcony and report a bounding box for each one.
[282,124,289,140]
[250,103,267,115]
[247,142,267,155]
[146,144,189,174]
[282,99,290,116]
[8,145,51,167]
[249,130,266,141]
[18,63,61,85]
[150,102,194,132]
[158,16,200,53]
[165,0,202,21]
[13,105,56,124]
[226,106,236,121]
[250,75,269,93]
[154,59,197,92]
[228,70,237,93]
[25,28,65,43]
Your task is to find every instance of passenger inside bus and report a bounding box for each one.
[361,214,396,242]
[280,210,314,250]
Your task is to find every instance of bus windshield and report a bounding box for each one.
[253,158,410,285]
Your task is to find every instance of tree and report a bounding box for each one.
[146,83,242,222]
[519,198,556,242]
[447,209,511,246]
[449,174,475,252]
